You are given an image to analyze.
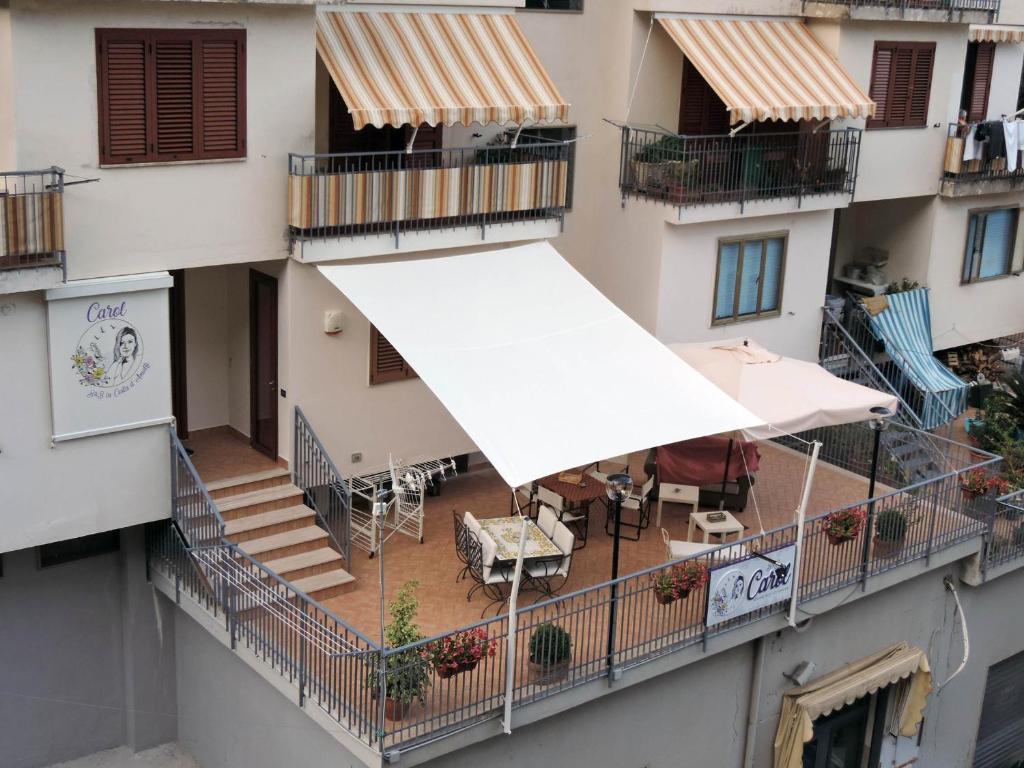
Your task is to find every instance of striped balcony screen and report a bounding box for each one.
[0,191,64,261]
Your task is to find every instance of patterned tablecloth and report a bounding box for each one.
[536,472,608,505]
[478,518,563,562]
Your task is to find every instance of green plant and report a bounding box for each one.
[875,507,909,542]
[634,135,685,164]
[885,278,921,295]
[423,628,494,676]
[822,507,866,541]
[528,623,571,667]
[651,561,709,599]
[367,581,431,705]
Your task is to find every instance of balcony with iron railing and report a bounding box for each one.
[0,168,66,287]
[803,0,999,21]
[287,140,572,256]
[148,405,1009,763]
[618,126,861,215]
[941,122,1024,196]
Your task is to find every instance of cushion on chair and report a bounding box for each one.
[538,505,558,538]
[464,511,482,535]
[668,540,717,559]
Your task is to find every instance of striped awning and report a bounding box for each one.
[316,10,569,130]
[657,17,875,124]
[970,25,1024,43]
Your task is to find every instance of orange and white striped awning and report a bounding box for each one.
[316,9,569,130]
[658,17,875,124]
[969,25,1024,43]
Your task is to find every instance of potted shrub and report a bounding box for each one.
[821,507,866,546]
[528,623,571,685]
[423,628,494,679]
[367,581,431,721]
[631,135,685,192]
[651,561,709,604]
[961,468,996,500]
[873,507,909,559]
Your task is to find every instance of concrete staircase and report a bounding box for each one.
[206,468,355,601]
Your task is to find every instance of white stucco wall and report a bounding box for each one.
[835,196,937,286]
[656,208,835,360]
[0,293,170,552]
[7,0,316,280]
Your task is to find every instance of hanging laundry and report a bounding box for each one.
[963,124,983,162]
[986,120,1007,159]
[1005,120,1020,172]
[975,122,991,142]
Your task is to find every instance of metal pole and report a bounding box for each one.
[606,493,623,683]
[375,491,388,749]
[719,437,735,511]
[787,441,821,627]
[502,511,530,735]
[861,425,883,587]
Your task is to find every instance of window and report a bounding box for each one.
[713,235,786,325]
[678,58,730,136]
[523,0,583,9]
[866,42,935,129]
[370,326,416,385]
[520,125,577,208]
[38,530,120,568]
[803,690,890,768]
[961,42,996,124]
[963,208,1019,283]
[96,28,246,165]
[974,650,1024,768]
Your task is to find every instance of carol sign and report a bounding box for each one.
[46,273,173,442]
[705,544,796,628]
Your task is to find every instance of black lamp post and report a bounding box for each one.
[605,472,633,682]
[861,406,893,583]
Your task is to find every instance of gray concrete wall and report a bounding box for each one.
[0,527,178,768]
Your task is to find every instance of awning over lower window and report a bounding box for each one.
[316,9,569,130]
[774,643,932,768]
[970,25,1024,43]
[318,242,762,488]
[657,17,875,123]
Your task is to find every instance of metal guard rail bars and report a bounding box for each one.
[984,487,1024,571]
[170,427,225,548]
[294,406,353,564]
[151,427,999,753]
[618,125,860,211]
[944,122,1024,184]
[0,167,66,277]
[287,140,572,244]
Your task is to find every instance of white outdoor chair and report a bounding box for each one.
[466,530,512,618]
[537,485,588,550]
[528,520,574,596]
[537,505,559,538]
[464,510,482,538]
[661,528,716,562]
[608,475,654,541]
[510,481,536,518]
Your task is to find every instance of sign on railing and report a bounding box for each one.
[706,544,796,627]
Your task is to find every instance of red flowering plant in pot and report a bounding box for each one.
[960,468,1005,500]
[821,507,866,546]
[423,628,495,679]
[651,561,709,605]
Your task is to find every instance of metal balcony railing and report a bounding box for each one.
[943,123,1024,187]
[294,406,352,565]
[287,141,572,246]
[0,167,65,276]
[618,126,861,212]
[983,488,1024,571]
[805,0,999,15]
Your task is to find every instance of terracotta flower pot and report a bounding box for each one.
[528,658,570,686]
[437,659,479,678]
[826,532,854,546]
[873,536,903,559]
[384,697,411,721]
[458,659,479,673]
[962,488,982,501]
[654,590,676,605]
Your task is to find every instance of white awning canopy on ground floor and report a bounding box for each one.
[318,242,762,488]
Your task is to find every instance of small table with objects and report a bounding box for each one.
[655,482,700,527]
[687,510,745,544]
[477,517,563,563]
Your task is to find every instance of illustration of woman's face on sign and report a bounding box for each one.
[115,327,138,362]
[72,318,145,389]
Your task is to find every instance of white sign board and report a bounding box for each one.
[705,544,796,628]
[46,273,173,442]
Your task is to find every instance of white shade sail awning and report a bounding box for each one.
[670,339,898,440]
[657,17,875,123]
[316,9,570,130]
[319,243,762,488]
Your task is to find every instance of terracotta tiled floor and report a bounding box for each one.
[321,444,876,640]
[184,427,283,483]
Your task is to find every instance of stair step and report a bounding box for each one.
[292,569,356,601]
[224,505,316,542]
[217,484,305,519]
[207,468,292,500]
[238,525,328,561]
[263,547,344,581]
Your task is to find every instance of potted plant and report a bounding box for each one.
[873,507,909,559]
[367,581,431,721]
[423,627,494,679]
[528,623,571,685]
[821,507,866,546]
[961,468,995,500]
[631,135,685,192]
[651,561,709,604]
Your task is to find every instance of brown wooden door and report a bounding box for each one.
[249,270,278,459]
[169,269,188,438]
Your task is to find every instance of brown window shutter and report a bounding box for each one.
[867,45,893,129]
[867,42,934,129]
[370,326,416,385]
[908,44,935,128]
[96,30,150,164]
[199,33,246,158]
[678,58,729,135]
[153,37,195,160]
[967,42,995,123]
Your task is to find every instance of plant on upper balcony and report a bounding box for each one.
[528,622,571,685]
[634,135,685,165]
[821,507,866,545]
[423,627,495,679]
[884,277,921,295]
[960,468,1004,499]
[367,580,431,720]
[873,506,909,558]
[651,561,709,604]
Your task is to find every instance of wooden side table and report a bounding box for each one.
[687,510,744,544]
[656,482,700,527]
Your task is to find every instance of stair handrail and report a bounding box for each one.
[293,406,352,564]
[169,426,226,548]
